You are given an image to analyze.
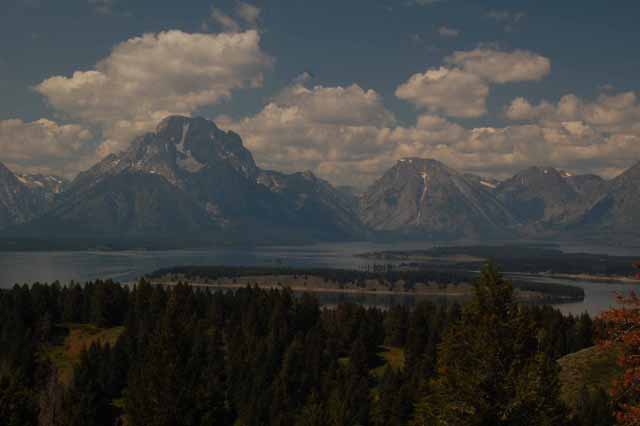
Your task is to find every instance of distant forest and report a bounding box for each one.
[361,245,640,277]
[151,265,586,302]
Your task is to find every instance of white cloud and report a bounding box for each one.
[293,71,314,85]
[497,90,640,176]
[506,91,640,132]
[220,78,640,185]
[446,48,551,83]
[35,30,272,156]
[274,84,395,126]
[0,119,95,176]
[396,67,489,118]
[235,2,260,26]
[210,8,241,32]
[505,97,554,120]
[217,82,397,185]
[438,26,460,38]
[396,48,550,119]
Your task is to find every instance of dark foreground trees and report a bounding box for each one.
[0,267,606,425]
[411,263,568,425]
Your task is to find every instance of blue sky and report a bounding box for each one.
[2,0,640,185]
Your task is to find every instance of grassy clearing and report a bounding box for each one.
[45,323,125,385]
[558,345,621,409]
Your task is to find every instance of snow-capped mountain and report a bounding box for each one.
[3,116,638,245]
[21,116,364,242]
[494,166,598,226]
[574,161,640,236]
[0,162,51,229]
[17,174,68,194]
[359,158,517,238]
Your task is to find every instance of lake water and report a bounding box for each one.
[0,241,638,317]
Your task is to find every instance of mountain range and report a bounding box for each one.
[0,115,638,248]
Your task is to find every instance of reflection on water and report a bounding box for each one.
[0,241,637,317]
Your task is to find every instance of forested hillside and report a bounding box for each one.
[0,265,613,425]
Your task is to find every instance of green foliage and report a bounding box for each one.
[558,345,621,411]
[0,267,608,425]
[411,263,569,426]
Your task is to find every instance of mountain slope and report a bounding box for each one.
[495,167,601,229]
[0,162,50,229]
[17,116,364,243]
[32,172,217,238]
[574,161,640,235]
[360,158,516,238]
[257,170,367,237]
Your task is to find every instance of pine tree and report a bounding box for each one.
[411,262,569,426]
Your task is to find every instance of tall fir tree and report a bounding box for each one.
[411,263,569,426]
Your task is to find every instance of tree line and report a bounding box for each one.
[152,265,585,301]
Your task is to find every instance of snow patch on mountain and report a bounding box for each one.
[176,123,190,154]
[417,172,429,224]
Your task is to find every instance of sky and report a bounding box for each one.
[1,0,640,187]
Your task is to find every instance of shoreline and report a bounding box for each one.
[149,280,471,297]
[513,272,640,285]
[147,280,577,303]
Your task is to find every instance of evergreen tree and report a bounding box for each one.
[411,263,569,426]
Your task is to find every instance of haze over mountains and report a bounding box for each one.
[0,116,638,247]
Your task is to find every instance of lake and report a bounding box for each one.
[0,241,638,316]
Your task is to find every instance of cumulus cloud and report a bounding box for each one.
[0,119,95,176]
[389,119,640,180]
[505,92,640,131]
[219,79,586,184]
[505,97,554,120]
[396,48,550,119]
[235,2,260,26]
[445,48,551,83]
[35,30,272,156]
[497,90,640,176]
[395,67,489,118]
[210,8,241,32]
[273,84,395,126]
[217,82,397,185]
[204,2,259,33]
[220,76,640,185]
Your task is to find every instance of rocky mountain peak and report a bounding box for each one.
[396,157,449,171]
[614,160,640,182]
[0,162,51,229]
[360,157,515,237]
[74,116,259,191]
[510,166,565,184]
[154,115,257,178]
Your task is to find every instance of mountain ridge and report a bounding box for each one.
[359,158,517,239]
[7,116,365,244]
[1,116,638,247]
